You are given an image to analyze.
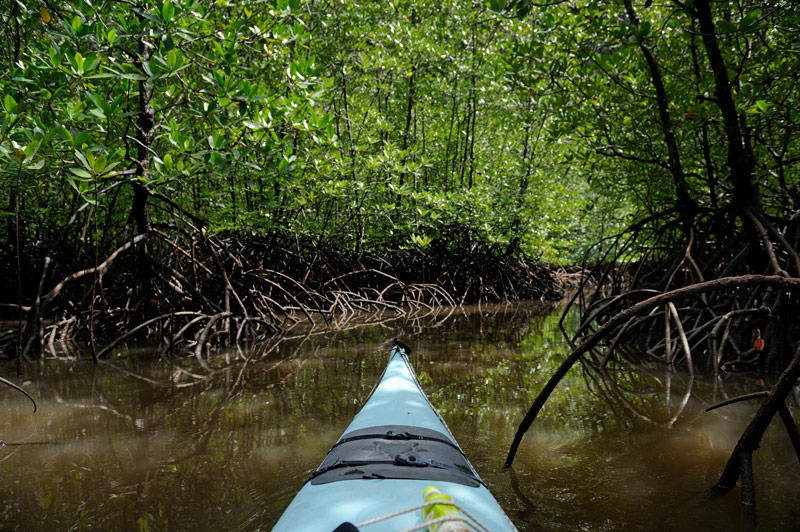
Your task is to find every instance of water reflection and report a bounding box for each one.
[0,302,797,531]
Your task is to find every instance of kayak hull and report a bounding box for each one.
[271,346,517,532]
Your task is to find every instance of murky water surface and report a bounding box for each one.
[1,303,798,531]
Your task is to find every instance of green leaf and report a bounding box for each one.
[162,0,175,23]
[11,147,26,163]
[75,150,94,173]
[72,130,91,149]
[120,73,149,81]
[133,8,162,25]
[48,46,62,67]
[516,0,532,19]
[69,167,93,179]
[166,49,182,69]
[24,139,42,160]
[487,0,508,12]
[99,160,121,176]
[83,53,101,74]
[74,52,85,74]
[59,127,73,143]
[26,159,45,171]
[740,9,760,31]
[107,29,117,43]
[3,94,18,114]
[92,154,107,173]
[40,126,58,147]
[208,133,225,149]
[88,92,113,118]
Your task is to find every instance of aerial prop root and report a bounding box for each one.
[504,274,800,470]
[712,344,800,508]
[0,376,37,413]
[19,234,148,359]
[705,391,800,468]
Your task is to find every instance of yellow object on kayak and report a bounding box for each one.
[423,486,469,532]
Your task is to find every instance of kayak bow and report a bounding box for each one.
[271,342,518,532]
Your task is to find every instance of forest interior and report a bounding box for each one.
[1,0,800,517]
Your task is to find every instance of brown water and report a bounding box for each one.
[1,302,798,531]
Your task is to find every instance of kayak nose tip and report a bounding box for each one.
[392,337,412,355]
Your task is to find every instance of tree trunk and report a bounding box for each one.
[625,0,695,220]
[444,75,459,190]
[400,61,415,186]
[692,0,759,210]
[133,21,155,235]
[131,10,156,320]
[716,345,800,498]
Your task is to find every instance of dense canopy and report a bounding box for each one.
[3,0,799,258]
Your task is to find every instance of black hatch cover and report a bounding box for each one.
[308,425,481,487]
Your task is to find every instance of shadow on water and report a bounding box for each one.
[1,301,798,531]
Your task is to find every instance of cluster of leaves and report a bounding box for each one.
[3,0,797,282]
[502,0,799,227]
[0,0,331,261]
[0,0,619,278]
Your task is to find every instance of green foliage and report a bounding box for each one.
[1,0,330,246]
[0,0,613,265]
[498,0,800,232]
[2,0,796,266]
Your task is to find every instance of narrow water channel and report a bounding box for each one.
[1,303,798,531]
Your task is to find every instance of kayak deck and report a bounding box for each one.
[271,344,517,531]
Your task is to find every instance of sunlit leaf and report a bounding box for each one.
[69,167,93,179]
[73,52,85,73]
[162,0,175,23]
[3,94,18,114]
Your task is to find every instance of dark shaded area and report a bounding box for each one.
[0,231,559,360]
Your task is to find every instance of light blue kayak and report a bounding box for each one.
[272,341,518,532]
